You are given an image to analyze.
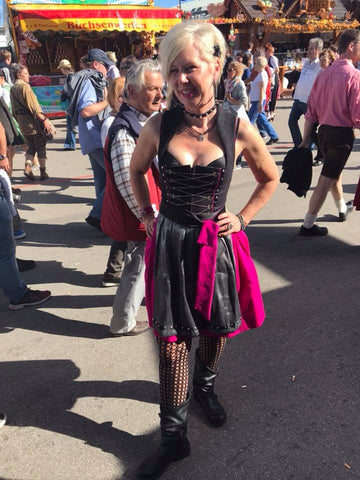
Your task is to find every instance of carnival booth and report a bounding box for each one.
[6,0,181,117]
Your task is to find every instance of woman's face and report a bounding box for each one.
[227,66,237,80]
[18,68,30,83]
[319,53,330,69]
[168,43,220,112]
[113,92,124,113]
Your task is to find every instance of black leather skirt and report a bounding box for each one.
[151,213,241,339]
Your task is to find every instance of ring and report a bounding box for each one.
[226,223,232,231]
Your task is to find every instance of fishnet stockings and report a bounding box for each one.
[157,336,227,408]
[158,338,191,408]
[199,336,227,371]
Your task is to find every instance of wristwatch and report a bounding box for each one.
[0,155,7,160]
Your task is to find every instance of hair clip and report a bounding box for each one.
[213,44,221,57]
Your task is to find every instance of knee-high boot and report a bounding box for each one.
[193,348,227,427]
[135,396,191,480]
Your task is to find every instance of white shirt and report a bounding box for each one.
[249,71,268,102]
[101,114,116,148]
[294,58,321,103]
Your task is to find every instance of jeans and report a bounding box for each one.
[88,148,106,220]
[288,99,308,147]
[110,241,145,334]
[64,115,76,150]
[248,101,278,140]
[0,194,27,302]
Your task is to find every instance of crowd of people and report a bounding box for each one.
[1,22,360,480]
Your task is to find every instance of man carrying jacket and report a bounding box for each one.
[101,59,163,336]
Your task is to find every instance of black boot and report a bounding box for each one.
[135,396,191,480]
[193,349,227,427]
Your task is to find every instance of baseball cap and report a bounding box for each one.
[57,59,72,69]
[83,48,114,67]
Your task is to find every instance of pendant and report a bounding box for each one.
[197,135,204,142]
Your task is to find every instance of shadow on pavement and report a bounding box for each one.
[0,360,160,479]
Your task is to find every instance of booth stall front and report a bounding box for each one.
[7,0,181,117]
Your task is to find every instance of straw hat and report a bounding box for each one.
[57,59,72,69]
[106,51,117,64]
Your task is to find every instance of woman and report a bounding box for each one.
[248,56,279,145]
[105,51,120,81]
[264,43,279,121]
[58,59,76,151]
[130,21,278,480]
[100,76,125,147]
[223,60,248,116]
[10,64,52,181]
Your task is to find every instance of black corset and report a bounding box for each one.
[158,105,238,226]
[159,152,226,225]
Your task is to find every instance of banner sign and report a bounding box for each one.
[11,4,181,32]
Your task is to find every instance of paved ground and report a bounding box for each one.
[1,98,360,480]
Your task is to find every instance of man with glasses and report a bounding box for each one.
[76,49,113,230]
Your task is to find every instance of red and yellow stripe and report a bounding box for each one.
[11,4,181,32]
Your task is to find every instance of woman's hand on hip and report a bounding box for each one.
[143,214,155,238]
[217,211,241,237]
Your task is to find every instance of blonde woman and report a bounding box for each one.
[248,56,279,145]
[130,21,278,479]
[105,51,120,80]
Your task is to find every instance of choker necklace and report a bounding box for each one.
[182,104,217,119]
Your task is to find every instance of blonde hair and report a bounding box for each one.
[107,76,125,109]
[228,61,245,77]
[159,21,226,84]
[106,51,117,64]
[255,56,267,70]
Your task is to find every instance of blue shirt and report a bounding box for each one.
[77,80,103,155]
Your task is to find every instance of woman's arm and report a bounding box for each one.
[258,80,266,113]
[130,113,161,237]
[217,119,279,235]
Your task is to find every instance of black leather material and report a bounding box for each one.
[193,349,227,427]
[135,397,191,480]
[157,105,238,226]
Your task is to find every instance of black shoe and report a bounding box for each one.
[85,216,103,232]
[299,225,328,236]
[40,168,49,181]
[135,397,191,480]
[9,289,51,310]
[312,159,323,167]
[339,201,354,222]
[102,272,121,287]
[266,138,279,145]
[193,349,227,427]
[16,258,36,272]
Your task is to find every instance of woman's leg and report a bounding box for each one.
[198,335,227,370]
[158,338,192,408]
[136,338,192,479]
[193,335,227,426]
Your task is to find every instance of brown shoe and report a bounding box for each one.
[40,168,49,181]
[110,321,150,337]
[24,168,35,181]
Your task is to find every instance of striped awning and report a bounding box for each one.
[10,4,181,33]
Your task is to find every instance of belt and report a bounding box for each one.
[15,108,30,115]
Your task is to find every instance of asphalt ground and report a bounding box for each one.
[1,98,360,480]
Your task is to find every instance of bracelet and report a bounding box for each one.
[140,205,154,218]
[236,213,246,231]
